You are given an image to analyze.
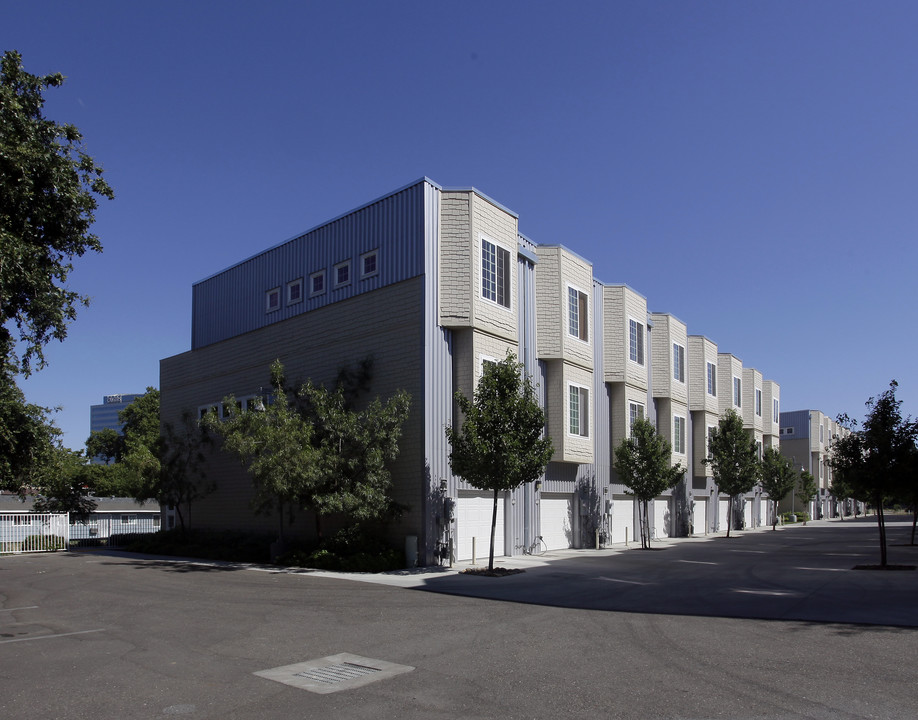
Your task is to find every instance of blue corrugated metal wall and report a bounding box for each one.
[192,181,429,349]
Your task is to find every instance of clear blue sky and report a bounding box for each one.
[5,1,917,450]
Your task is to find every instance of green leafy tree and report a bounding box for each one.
[830,381,917,566]
[1,50,113,375]
[32,447,97,522]
[296,377,410,540]
[759,448,797,530]
[204,363,316,544]
[613,416,684,549]
[705,409,759,538]
[0,363,57,493]
[209,360,410,545]
[446,353,554,571]
[85,427,122,464]
[796,471,818,526]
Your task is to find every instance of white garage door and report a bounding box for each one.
[652,497,671,539]
[539,494,574,550]
[608,495,635,545]
[717,498,730,532]
[692,497,707,535]
[457,492,505,561]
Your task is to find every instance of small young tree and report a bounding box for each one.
[796,471,818,525]
[830,382,917,566]
[759,447,796,530]
[705,409,759,538]
[446,353,554,571]
[613,417,684,549]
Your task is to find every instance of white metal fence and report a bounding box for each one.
[1,512,162,554]
[0,512,70,554]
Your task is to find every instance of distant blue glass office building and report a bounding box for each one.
[89,394,142,463]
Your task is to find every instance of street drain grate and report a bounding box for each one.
[255,653,414,694]
[295,661,379,684]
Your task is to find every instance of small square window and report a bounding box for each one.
[287,278,303,305]
[361,250,379,279]
[266,288,280,312]
[310,270,326,297]
[334,261,351,288]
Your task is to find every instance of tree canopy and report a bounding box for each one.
[705,408,759,537]
[613,416,684,548]
[1,50,114,375]
[759,447,796,530]
[446,353,554,570]
[207,360,411,544]
[796,471,818,525]
[830,381,917,566]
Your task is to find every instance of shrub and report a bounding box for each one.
[22,535,66,551]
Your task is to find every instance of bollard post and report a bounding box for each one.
[471,537,476,565]
[625,527,629,546]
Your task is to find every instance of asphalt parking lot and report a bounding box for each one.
[2,517,916,720]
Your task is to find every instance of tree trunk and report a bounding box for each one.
[489,488,498,570]
[313,510,322,543]
[772,499,778,531]
[726,496,732,538]
[911,506,917,546]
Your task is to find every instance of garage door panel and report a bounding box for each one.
[609,495,634,545]
[457,493,504,561]
[692,497,707,535]
[653,498,671,539]
[540,494,573,550]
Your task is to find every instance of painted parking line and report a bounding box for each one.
[793,567,848,572]
[0,606,38,613]
[733,589,798,597]
[596,576,648,586]
[0,629,105,645]
[676,560,717,565]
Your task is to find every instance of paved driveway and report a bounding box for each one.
[1,517,916,720]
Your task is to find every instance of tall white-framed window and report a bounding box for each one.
[569,384,590,438]
[360,250,379,279]
[673,415,686,454]
[733,377,742,407]
[334,260,351,288]
[121,514,137,525]
[265,287,280,313]
[707,362,716,396]
[773,398,779,424]
[481,235,511,308]
[567,285,589,342]
[628,401,645,435]
[756,441,763,460]
[707,426,717,459]
[755,388,762,417]
[819,424,824,444]
[629,319,644,365]
[287,278,303,305]
[673,343,685,382]
[309,270,326,297]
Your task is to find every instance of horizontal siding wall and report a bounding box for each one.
[192,181,429,349]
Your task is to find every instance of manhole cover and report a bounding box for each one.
[255,653,414,694]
